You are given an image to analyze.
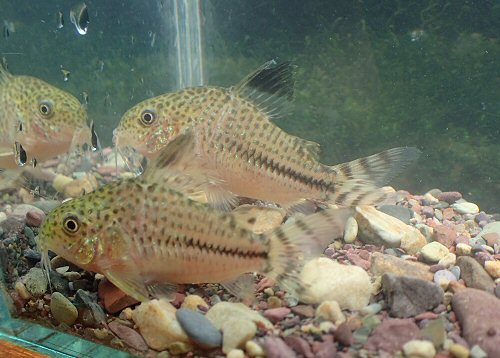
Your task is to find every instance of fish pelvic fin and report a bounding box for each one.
[232,60,296,119]
[264,207,352,297]
[326,147,421,206]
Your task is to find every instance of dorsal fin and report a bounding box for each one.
[232,60,295,118]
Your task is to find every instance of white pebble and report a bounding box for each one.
[451,202,479,215]
[438,253,456,268]
[455,243,472,256]
[227,349,245,358]
[343,216,358,243]
[245,340,264,357]
[403,339,436,358]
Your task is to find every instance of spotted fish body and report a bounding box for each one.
[0,65,90,168]
[39,133,351,302]
[115,61,419,210]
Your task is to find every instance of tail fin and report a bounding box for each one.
[264,207,352,296]
[326,147,420,206]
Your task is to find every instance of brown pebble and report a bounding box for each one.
[487,327,496,336]
[25,210,45,227]
[334,322,353,346]
[98,279,139,314]
[291,305,315,318]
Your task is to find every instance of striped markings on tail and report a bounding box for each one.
[264,207,352,296]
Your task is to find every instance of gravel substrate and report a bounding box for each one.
[1,150,499,358]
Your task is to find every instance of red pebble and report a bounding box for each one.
[98,279,139,314]
[415,311,439,321]
[442,207,455,221]
[170,292,186,308]
[263,307,291,323]
[25,210,45,227]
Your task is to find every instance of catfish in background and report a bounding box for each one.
[114,61,419,210]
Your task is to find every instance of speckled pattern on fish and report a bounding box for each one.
[115,61,419,210]
[39,132,352,302]
[0,65,90,168]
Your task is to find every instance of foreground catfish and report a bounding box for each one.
[39,132,352,302]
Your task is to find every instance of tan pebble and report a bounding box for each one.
[301,323,320,334]
[402,339,436,358]
[50,256,71,270]
[110,337,125,348]
[263,287,274,296]
[15,281,31,300]
[95,273,105,280]
[157,351,170,358]
[227,349,245,358]
[245,340,264,357]
[315,300,346,324]
[55,266,69,274]
[438,253,456,268]
[92,328,112,340]
[221,318,256,354]
[484,261,500,279]
[455,243,472,256]
[120,307,134,320]
[267,296,282,309]
[343,216,358,243]
[167,342,192,355]
[319,321,335,333]
[443,292,454,306]
[448,343,470,358]
[181,294,208,311]
[63,271,81,281]
[132,299,191,351]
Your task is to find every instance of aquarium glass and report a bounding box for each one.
[0,0,499,356]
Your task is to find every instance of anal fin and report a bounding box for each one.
[221,273,256,303]
[146,282,180,300]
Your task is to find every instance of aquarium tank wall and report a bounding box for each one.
[0,0,499,357]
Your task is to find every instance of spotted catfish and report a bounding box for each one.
[39,132,353,302]
[0,64,91,168]
[114,61,419,210]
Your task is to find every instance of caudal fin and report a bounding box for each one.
[264,207,352,296]
[326,147,420,206]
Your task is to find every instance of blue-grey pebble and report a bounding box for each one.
[23,248,41,262]
[378,205,413,224]
[360,303,383,316]
[0,226,4,238]
[32,200,62,214]
[450,266,461,280]
[176,308,221,349]
[23,226,35,241]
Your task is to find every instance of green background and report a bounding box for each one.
[1,0,499,212]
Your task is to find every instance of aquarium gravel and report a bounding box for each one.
[1,148,499,358]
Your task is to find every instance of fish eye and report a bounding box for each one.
[63,215,80,235]
[140,109,156,126]
[39,102,53,117]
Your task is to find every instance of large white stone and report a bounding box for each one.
[299,257,372,309]
[355,206,426,253]
[451,202,479,215]
[420,242,449,263]
[132,299,192,352]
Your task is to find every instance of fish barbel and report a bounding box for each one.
[0,64,91,169]
[114,61,420,210]
[39,132,352,302]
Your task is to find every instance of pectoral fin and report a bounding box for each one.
[104,268,150,302]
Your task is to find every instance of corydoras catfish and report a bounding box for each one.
[0,64,91,168]
[39,132,352,302]
[114,61,419,210]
